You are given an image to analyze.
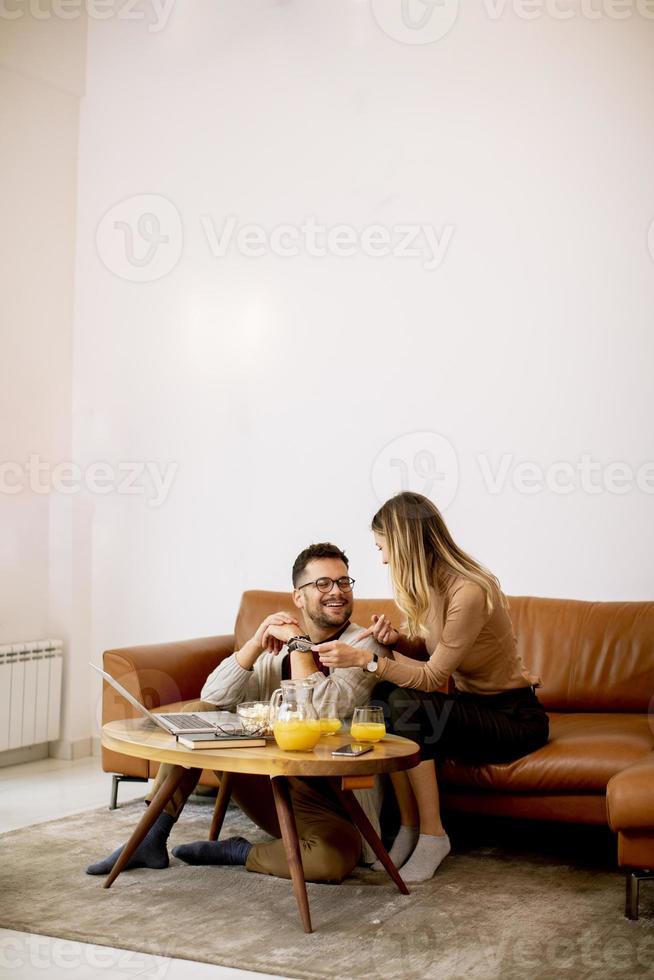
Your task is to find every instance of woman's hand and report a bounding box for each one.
[358,613,400,647]
[313,641,369,669]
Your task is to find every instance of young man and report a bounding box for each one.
[87,543,387,884]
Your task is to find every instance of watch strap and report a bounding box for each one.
[287,635,311,653]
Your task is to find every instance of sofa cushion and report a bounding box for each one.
[507,596,654,712]
[439,713,654,794]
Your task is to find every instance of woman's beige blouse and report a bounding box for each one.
[375,570,539,696]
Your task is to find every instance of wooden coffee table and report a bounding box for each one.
[101,719,421,933]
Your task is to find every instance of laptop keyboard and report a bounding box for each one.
[159,713,217,730]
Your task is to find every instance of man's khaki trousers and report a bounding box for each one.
[146,699,361,884]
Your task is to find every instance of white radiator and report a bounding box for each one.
[0,640,63,751]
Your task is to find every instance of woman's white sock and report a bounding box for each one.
[371,825,419,871]
[399,833,451,883]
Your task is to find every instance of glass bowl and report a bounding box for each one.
[237,701,272,736]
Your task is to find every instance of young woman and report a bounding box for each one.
[315,492,549,883]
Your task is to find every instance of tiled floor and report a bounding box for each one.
[0,756,284,980]
[0,755,146,834]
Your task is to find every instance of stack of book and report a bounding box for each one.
[176,731,266,750]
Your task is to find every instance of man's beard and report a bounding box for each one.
[305,598,352,631]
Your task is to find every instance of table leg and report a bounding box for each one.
[209,771,234,841]
[329,778,410,896]
[104,764,197,889]
[270,776,313,934]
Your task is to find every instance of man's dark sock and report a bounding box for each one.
[86,812,175,875]
[172,836,253,866]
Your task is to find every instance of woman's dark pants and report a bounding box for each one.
[373,683,549,765]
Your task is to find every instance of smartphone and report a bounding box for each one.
[331,743,373,757]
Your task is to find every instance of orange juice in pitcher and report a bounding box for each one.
[269,679,321,751]
[273,717,321,751]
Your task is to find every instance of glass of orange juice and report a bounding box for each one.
[350,706,386,742]
[319,700,342,736]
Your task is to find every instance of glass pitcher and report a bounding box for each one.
[269,679,321,751]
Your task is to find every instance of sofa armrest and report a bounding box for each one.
[607,752,654,832]
[101,635,235,777]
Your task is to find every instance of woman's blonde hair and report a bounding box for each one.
[371,492,503,639]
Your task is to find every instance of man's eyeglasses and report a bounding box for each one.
[297,576,355,594]
[213,721,270,737]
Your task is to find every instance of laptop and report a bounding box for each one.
[90,663,239,735]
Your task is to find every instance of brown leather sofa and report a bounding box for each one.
[101,590,654,918]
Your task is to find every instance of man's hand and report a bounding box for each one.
[253,613,299,654]
[261,620,301,654]
[313,641,369,669]
[357,613,400,647]
[236,611,301,670]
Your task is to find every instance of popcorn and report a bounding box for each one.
[237,701,273,736]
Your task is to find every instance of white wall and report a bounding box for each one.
[24,0,653,738]
[0,10,91,757]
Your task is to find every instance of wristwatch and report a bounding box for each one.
[365,653,379,673]
[287,635,312,654]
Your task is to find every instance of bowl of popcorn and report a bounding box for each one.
[237,701,272,736]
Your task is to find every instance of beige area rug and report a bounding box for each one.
[0,800,652,980]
